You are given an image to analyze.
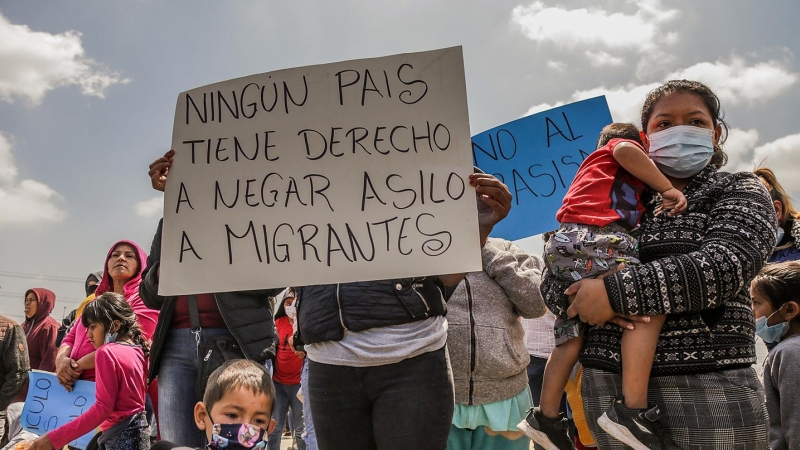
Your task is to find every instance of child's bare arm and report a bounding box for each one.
[613,141,687,215]
[660,187,687,215]
[613,141,672,192]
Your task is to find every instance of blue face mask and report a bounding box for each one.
[104,331,118,345]
[208,423,267,449]
[648,126,715,178]
[776,227,785,245]
[755,308,790,344]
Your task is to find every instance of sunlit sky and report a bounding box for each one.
[1,0,799,323]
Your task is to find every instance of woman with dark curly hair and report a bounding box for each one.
[541,80,775,449]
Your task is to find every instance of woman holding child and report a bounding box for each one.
[541,80,775,449]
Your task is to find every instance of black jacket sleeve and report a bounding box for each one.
[140,218,167,310]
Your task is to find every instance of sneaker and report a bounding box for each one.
[517,407,576,450]
[597,397,680,450]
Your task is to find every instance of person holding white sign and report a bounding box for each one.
[288,171,511,450]
[143,150,285,448]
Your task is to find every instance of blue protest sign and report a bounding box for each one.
[22,371,97,449]
[471,96,612,240]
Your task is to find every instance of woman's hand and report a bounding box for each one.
[55,354,81,392]
[470,173,512,245]
[148,149,174,192]
[28,434,54,450]
[565,278,617,326]
[565,265,651,329]
[437,174,512,288]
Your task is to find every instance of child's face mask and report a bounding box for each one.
[104,321,120,345]
[207,423,268,449]
[755,307,790,344]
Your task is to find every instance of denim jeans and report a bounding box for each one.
[307,346,453,450]
[267,381,305,450]
[526,355,548,407]
[157,328,232,447]
[300,359,317,450]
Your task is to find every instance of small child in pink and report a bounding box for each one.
[29,292,150,450]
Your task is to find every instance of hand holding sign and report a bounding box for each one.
[22,371,97,450]
[27,435,54,450]
[55,357,81,392]
[149,149,174,192]
[471,173,512,243]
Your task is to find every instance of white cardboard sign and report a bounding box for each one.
[159,47,482,295]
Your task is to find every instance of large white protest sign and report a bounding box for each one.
[159,47,481,295]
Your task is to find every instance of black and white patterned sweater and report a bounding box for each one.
[542,164,778,376]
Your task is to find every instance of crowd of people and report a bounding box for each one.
[0,79,798,450]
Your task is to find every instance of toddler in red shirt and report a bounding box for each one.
[520,123,686,450]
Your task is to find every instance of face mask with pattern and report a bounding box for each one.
[207,423,268,449]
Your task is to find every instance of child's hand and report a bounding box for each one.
[28,435,54,450]
[658,187,687,216]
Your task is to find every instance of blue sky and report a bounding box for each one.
[1,0,799,322]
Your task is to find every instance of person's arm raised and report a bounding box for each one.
[438,173,512,287]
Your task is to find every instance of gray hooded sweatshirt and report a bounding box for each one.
[446,237,546,406]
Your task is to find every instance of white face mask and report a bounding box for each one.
[285,304,296,319]
[647,126,715,178]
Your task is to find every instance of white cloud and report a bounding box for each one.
[0,133,66,225]
[511,0,679,70]
[723,128,760,173]
[524,101,563,117]
[524,55,800,127]
[585,50,625,67]
[524,82,659,124]
[749,133,800,195]
[667,57,799,106]
[0,11,130,105]
[546,60,567,71]
[135,196,163,217]
[714,131,800,195]
[570,83,660,124]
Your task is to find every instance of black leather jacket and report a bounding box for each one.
[296,277,450,345]
[140,219,283,382]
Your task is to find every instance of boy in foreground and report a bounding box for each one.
[152,359,276,449]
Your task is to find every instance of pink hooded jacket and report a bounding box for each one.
[61,240,158,381]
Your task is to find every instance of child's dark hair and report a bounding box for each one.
[596,123,642,148]
[751,261,800,322]
[203,359,276,416]
[81,292,151,356]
